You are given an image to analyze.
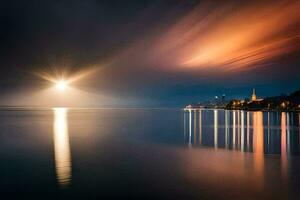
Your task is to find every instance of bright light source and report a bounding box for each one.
[56,80,67,91]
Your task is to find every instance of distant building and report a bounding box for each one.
[251,89,263,102]
[251,89,257,101]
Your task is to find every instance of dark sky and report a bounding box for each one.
[0,0,300,107]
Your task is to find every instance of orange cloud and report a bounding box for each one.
[152,0,300,71]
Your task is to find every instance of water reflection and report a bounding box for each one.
[232,111,236,149]
[183,109,300,187]
[281,112,288,181]
[53,108,72,187]
[183,109,300,155]
[252,111,264,186]
[214,110,218,149]
[199,109,202,145]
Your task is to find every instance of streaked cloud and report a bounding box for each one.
[143,0,300,72]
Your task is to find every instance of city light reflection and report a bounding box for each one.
[252,111,264,187]
[214,110,218,149]
[246,112,250,151]
[225,110,229,149]
[281,112,288,181]
[199,110,202,145]
[233,111,236,149]
[241,111,245,152]
[183,110,299,159]
[194,111,197,145]
[188,109,192,147]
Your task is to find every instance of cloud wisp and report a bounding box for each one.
[134,0,300,72]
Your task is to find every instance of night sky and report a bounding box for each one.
[1,0,300,107]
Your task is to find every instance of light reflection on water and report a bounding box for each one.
[252,111,264,186]
[184,109,300,155]
[281,112,288,182]
[53,108,72,187]
[184,109,300,186]
[1,108,300,198]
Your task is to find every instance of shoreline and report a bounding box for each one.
[183,107,300,113]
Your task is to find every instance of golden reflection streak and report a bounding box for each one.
[252,111,264,187]
[53,108,72,187]
[281,112,288,181]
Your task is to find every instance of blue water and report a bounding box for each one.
[0,108,300,199]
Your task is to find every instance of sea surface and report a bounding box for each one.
[0,108,300,199]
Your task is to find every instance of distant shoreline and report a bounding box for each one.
[185,89,300,113]
[183,107,300,113]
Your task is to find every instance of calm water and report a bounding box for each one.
[0,108,300,199]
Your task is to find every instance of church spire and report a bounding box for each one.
[251,88,257,101]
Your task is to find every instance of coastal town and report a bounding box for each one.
[185,89,300,112]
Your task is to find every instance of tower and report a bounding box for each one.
[251,88,257,101]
